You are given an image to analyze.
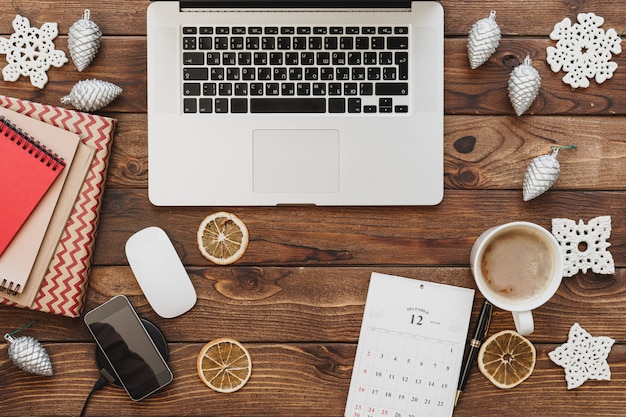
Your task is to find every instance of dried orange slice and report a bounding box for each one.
[478,329,536,389]
[197,338,252,393]
[197,212,249,265]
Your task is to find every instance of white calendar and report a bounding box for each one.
[345,273,475,417]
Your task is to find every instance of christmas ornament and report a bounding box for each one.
[4,321,53,376]
[522,145,576,201]
[508,55,541,116]
[467,11,501,69]
[68,9,102,72]
[549,323,614,390]
[61,79,122,112]
[0,14,68,88]
[552,215,615,277]
[547,12,622,89]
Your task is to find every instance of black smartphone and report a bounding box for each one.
[84,295,173,401]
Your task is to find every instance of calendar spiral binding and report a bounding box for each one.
[0,116,65,171]
[0,278,20,295]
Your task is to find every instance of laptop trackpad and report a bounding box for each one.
[253,129,339,193]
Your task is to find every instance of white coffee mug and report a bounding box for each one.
[470,222,564,335]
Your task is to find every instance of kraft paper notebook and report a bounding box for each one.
[0,95,116,317]
[0,108,80,295]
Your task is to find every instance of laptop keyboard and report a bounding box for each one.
[181,25,410,114]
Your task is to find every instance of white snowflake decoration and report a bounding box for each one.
[548,323,614,390]
[0,15,68,89]
[546,12,622,89]
[552,215,615,277]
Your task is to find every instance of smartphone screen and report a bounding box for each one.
[84,295,173,401]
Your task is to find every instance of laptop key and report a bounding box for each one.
[396,52,409,80]
[203,82,216,96]
[199,98,212,113]
[183,83,201,96]
[387,37,409,49]
[250,98,326,113]
[184,68,208,80]
[348,98,362,113]
[364,105,377,113]
[231,98,248,113]
[246,36,260,50]
[183,37,196,50]
[199,37,213,50]
[215,37,229,49]
[206,52,220,65]
[183,52,204,65]
[329,98,346,113]
[375,82,408,95]
[395,105,409,113]
[183,98,197,113]
[215,98,228,113]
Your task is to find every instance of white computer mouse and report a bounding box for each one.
[125,226,197,318]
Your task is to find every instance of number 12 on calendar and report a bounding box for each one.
[344,273,474,417]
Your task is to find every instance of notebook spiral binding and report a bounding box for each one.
[0,278,20,295]
[0,116,66,171]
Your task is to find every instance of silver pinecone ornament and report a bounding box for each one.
[509,56,541,116]
[468,11,501,69]
[523,145,576,201]
[61,79,122,112]
[68,10,102,72]
[5,332,53,376]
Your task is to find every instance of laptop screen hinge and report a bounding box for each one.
[180,1,412,9]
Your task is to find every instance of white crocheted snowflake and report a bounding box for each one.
[552,215,615,277]
[546,12,622,89]
[0,15,68,89]
[548,323,614,390]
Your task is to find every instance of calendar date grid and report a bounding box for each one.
[349,326,462,417]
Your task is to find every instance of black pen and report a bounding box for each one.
[455,299,493,407]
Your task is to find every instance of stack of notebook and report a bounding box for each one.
[0,95,116,318]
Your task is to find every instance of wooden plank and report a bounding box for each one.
[0,1,151,36]
[93,189,626,267]
[0,37,146,113]
[445,38,626,115]
[442,1,626,36]
[2,267,624,343]
[1,342,626,416]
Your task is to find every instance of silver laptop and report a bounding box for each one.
[147,0,443,206]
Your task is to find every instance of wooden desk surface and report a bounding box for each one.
[1,1,626,416]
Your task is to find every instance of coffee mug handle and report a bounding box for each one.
[512,310,534,335]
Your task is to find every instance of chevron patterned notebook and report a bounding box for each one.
[0,95,116,317]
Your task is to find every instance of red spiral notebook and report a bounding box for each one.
[0,117,65,259]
